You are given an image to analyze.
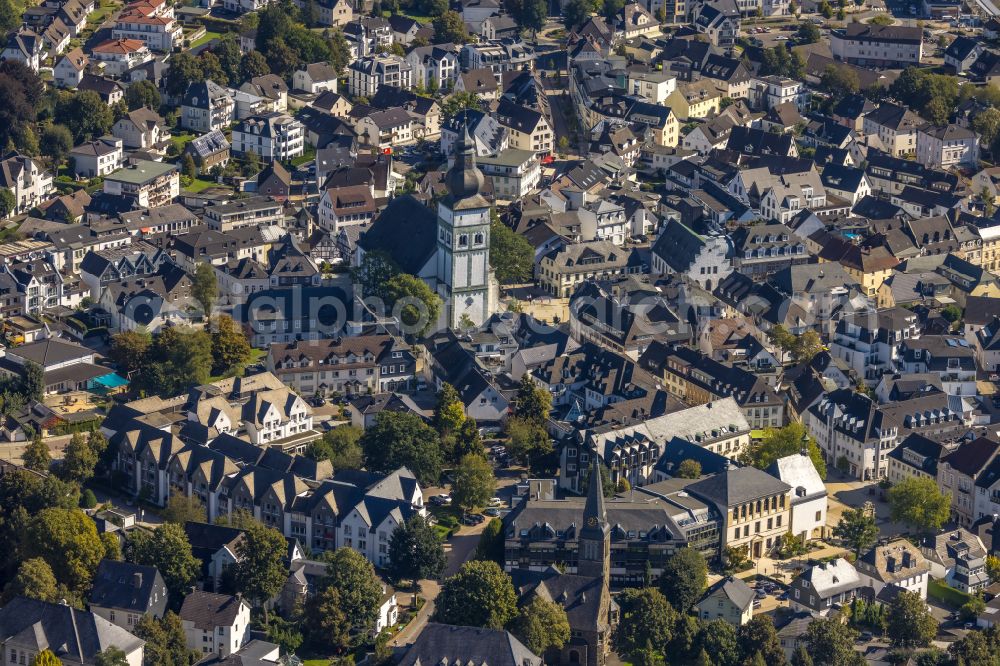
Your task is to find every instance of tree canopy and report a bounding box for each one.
[434,560,518,629]
[387,514,447,586]
[127,523,201,600]
[320,547,385,635]
[658,548,707,611]
[22,508,104,593]
[451,454,495,511]
[832,507,878,556]
[361,411,443,486]
[509,597,571,656]
[888,477,950,532]
[740,423,826,480]
[234,521,288,624]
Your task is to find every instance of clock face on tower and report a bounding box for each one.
[587,516,598,527]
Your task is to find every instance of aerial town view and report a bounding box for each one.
[7,0,1000,661]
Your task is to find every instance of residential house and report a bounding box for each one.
[181,80,235,134]
[650,219,733,290]
[348,54,412,98]
[70,136,124,179]
[863,104,921,157]
[231,112,305,162]
[405,43,459,88]
[804,389,897,481]
[179,592,251,659]
[103,160,179,208]
[495,97,552,155]
[788,558,863,616]
[88,560,168,631]
[185,129,230,174]
[1,30,43,72]
[695,576,754,625]
[856,539,930,599]
[54,47,87,87]
[767,452,827,542]
[293,62,340,93]
[112,107,166,150]
[0,597,145,666]
[830,24,923,68]
[920,529,990,594]
[915,123,979,169]
[938,437,1000,528]
[91,38,150,77]
[538,240,645,298]
[0,154,53,214]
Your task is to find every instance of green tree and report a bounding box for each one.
[433,9,467,43]
[886,589,937,648]
[562,0,590,29]
[29,650,61,666]
[510,596,571,656]
[210,314,252,376]
[805,617,864,666]
[384,273,442,335]
[101,531,121,561]
[133,612,195,666]
[0,188,14,218]
[193,261,218,319]
[819,0,833,16]
[182,152,196,179]
[658,548,707,611]
[960,595,986,621]
[515,374,551,424]
[161,494,206,525]
[164,51,205,97]
[616,588,677,658]
[796,21,820,43]
[833,507,878,556]
[987,554,1000,583]
[974,107,1000,154]
[321,547,384,634]
[241,50,271,81]
[328,29,352,74]
[740,422,826,479]
[454,418,483,460]
[110,329,152,376]
[602,0,623,21]
[490,217,535,284]
[125,80,161,111]
[22,436,50,472]
[475,516,505,563]
[888,477,950,532]
[889,67,959,123]
[234,521,287,625]
[519,0,547,34]
[3,557,58,603]
[56,91,114,142]
[791,646,814,666]
[505,416,552,466]
[434,560,518,629]
[737,616,786,665]
[22,508,104,592]
[441,91,484,119]
[676,459,701,479]
[352,250,400,302]
[308,425,364,470]
[94,647,129,666]
[948,628,997,665]
[387,514,446,587]
[59,432,97,483]
[452,453,495,511]
[700,619,740,666]
[360,411,443,486]
[39,123,73,167]
[22,361,43,403]
[139,327,213,396]
[127,523,201,600]
[302,585,350,651]
[434,382,466,436]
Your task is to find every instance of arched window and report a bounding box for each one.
[474,233,484,245]
[458,234,468,247]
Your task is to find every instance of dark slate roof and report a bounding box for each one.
[179,592,246,631]
[650,218,706,273]
[886,433,946,478]
[356,195,437,275]
[686,465,791,507]
[700,576,754,611]
[0,597,145,662]
[944,437,1000,477]
[653,436,731,478]
[397,624,542,666]
[88,560,168,616]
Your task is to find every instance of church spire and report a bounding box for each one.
[444,112,484,202]
[582,453,608,537]
[578,453,610,579]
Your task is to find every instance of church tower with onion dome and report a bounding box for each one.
[436,117,494,329]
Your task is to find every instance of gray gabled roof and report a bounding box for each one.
[398,624,542,666]
[686,465,791,507]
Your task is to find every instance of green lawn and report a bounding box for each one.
[190,30,222,48]
[185,177,217,192]
[170,132,196,153]
[928,578,972,608]
[302,660,329,666]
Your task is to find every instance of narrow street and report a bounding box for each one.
[388,518,491,647]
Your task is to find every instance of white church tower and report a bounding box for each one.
[436,120,493,329]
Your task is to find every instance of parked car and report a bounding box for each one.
[488,497,503,507]
[430,494,452,506]
[462,513,486,525]
[484,508,501,517]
